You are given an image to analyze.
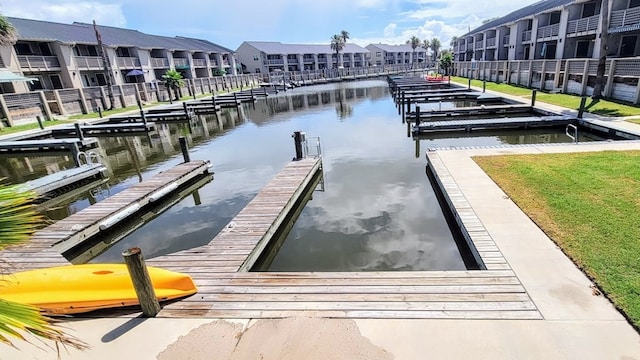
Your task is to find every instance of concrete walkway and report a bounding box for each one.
[3,88,640,359]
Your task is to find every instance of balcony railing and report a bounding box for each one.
[537,23,560,39]
[610,6,640,28]
[303,56,315,63]
[486,37,497,47]
[151,57,169,68]
[475,40,484,49]
[116,57,141,68]
[458,44,465,52]
[503,35,510,45]
[567,14,600,34]
[18,55,61,70]
[192,58,207,67]
[210,59,219,67]
[173,58,189,67]
[264,59,284,65]
[75,56,103,70]
[522,30,532,42]
[287,58,299,64]
[466,43,474,50]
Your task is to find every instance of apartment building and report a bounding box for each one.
[236,41,370,74]
[2,17,237,94]
[365,44,427,66]
[453,0,640,62]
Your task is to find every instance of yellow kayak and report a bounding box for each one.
[0,264,197,314]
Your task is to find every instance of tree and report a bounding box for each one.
[407,36,421,65]
[439,51,454,76]
[430,37,441,62]
[330,34,345,69]
[162,69,185,102]
[0,184,87,351]
[0,14,16,45]
[340,30,350,43]
[93,20,116,110]
[421,39,431,64]
[449,36,459,48]
[592,0,609,100]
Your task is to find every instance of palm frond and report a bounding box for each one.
[0,185,42,249]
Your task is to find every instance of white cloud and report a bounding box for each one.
[383,23,397,37]
[1,1,127,27]
[404,0,538,21]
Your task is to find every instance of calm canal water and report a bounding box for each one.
[1,80,589,271]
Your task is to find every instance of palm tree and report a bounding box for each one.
[0,184,87,351]
[592,0,609,100]
[330,34,345,69]
[0,15,16,45]
[430,37,441,62]
[421,39,431,64]
[162,69,185,102]
[340,30,350,43]
[93,20,116,110]
[407,36,421,65]
[439,50,454,76]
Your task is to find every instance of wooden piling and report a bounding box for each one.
[122,247,161,317]
[531,90,537,107]
[577,96,587,118]
[74,122,84,141]
[416,106,421,125]
[179,136,190,163]
[293,131,304,160]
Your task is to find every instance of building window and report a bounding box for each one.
[253,55,259,61]
[631,0,640,8]
[620,36,637,57]
[376,61,382,66]
[15,43,32,55]
[575,40,590,58]
[255,68,261,73]
[376,52,381,56]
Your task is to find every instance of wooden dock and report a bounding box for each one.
[0,160,212,271]
[51,123,156,137]
[19,163,108,198]
[406,104,535,122]
[413,116,575,134]
[0,138,99,154]
[134,156,540,320]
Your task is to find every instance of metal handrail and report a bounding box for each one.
[566,124,578,143]
[304,136,322,159]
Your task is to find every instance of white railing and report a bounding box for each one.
[610,6,640,28]
[567,14,600,34]
[151,58,169,67]
[116,57,141,68]
[173,58,189,67]
[18,55,61,70]
[287,57,299,64]
[475,40,484,49]
[522,30,532,42]
[264,59,284,65]
[192,58,207,67]
[466,43,474,50]
[536,23,560,39]
[75,56,103,69]
[486,37,497,47]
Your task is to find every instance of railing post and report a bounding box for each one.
[179,136,190,163]
[122,247,161,317]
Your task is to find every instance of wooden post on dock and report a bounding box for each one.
[482,80,486,93]
[400,92,404,116]
[292,131,304,160]
[97,106,103,118]
[183,102,189,118]
[74,123,84,141]
[179,136,190,163]
[531,90,537,107]
[122,247,161,317]
[36,116,44,130]
[416,106,421,125]
[577,96,587,119]
[468,78,471,89]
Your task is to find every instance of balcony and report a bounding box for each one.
[522,30,533,42]
[466,43,474,51]
[503,35,510,46]
[567,14,600,35]
[536,23,560,39]
[116,57,141,68]
[475,40,484,49]
[18,55,61,71]
[458,44,465,52]
[75,56,103,70]
[610,6,640,28]
[263,59,284,65]
[303,56,315,63]
[151,57,169,68]
[173,58,189,68]
[287,58,299,64]
[210,59,219,67]
[192,58,207,67]
[486,37,497,47]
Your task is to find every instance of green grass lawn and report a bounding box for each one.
[0,119,74,135]
[451,76,640,118]
[474,150,640,329]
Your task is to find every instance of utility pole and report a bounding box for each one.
[93,20,116,110]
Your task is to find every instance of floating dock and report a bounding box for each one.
[0,138,99,154]
[51,123,156,137]
[406,104,535,122]
[19,163,108,199]
[413,116,575,134]
[0,160,212,272]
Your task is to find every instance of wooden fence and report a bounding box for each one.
[453,57,640,104]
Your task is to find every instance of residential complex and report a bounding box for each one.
[2,17,237,94]
[236,41,371,74]
[365,44,428,66]
[453,0,640,62]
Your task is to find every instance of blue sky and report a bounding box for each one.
[3,0,539,50]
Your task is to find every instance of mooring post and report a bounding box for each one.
[122,247,161,317]
[179,136,190,163]
[182,102,189,117]
[468,78,471,90]
[96,106,103,118]
[292,131,304,160]
[137,99,143,112]
[531,89,537,107]
[399,92,404,115]
[36,115,44,130]
[482,80,486,93]
[416,105,421,125]
[74,122,84,141]
[234,92,239,105]
[578,96,587,118]
[71,142,81,167]
[140,108,147,127]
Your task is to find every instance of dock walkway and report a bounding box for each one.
[413,115,574,134]
[20,163,108,198]
[0,160,211,270]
